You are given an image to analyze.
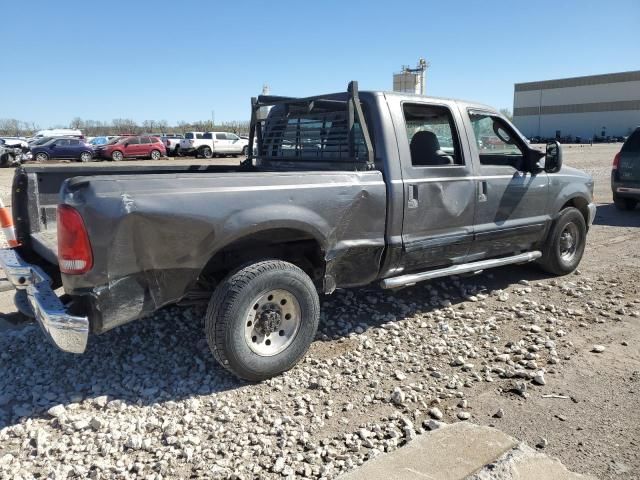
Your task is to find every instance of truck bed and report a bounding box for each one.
[12,162,250,262]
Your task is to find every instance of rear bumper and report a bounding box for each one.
[0,248,88,353]
[614,186,640,199]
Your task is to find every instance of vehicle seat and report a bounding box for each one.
[410,131,454,165]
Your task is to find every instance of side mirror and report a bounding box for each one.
[124,143,129,147]
[545,141,563,173]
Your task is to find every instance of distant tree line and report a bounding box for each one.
[0,117,251,137]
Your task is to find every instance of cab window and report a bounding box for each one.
[469,112,524,169]
[403,103,463,167]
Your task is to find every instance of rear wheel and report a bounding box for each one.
[150,149,161,160]
[201,146,213,159]
[79,151,92,162]
[538,207,587,275]
[205,260,320,381]
[111,150,123,161]
[242,145,249,157]
[614,195,637,211]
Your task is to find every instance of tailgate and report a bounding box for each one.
[619,151,640,182]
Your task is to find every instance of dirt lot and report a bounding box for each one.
[0,145,638,479]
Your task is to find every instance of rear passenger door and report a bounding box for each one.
[464,111,550,260]
[214,133,228,153]
[397,102,477,271]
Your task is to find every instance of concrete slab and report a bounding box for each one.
[339,422,518,480]
[471,444,597,480]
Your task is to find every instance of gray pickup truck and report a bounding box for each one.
[0,82,595,381]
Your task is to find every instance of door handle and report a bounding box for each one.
[478,181,488,202]
[407,184,419,209]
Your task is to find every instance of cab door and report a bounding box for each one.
[394,102,477,272]
[463,110,550,260]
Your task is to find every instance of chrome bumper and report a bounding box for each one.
[587,202,597,226]
[0,248,88,353]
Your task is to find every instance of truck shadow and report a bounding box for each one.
[593,203,640,228]
[0,263,558,430]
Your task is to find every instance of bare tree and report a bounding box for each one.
[499,108,513,121]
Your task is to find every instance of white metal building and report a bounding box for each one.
[513,70,640,140]
[393,59,428,95]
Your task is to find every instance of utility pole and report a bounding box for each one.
[211,110,215,129]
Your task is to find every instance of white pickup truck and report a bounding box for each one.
[179,131,249,158]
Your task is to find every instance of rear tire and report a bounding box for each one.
[242,145,249,157]
[79,151,92,162]
[205,260,320,381]
[201,146,213,159]
[150,149,161,160]
[614,195,637,211]
[538,207,587,275]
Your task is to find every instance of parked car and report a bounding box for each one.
[31,129,83,140]
[0,82,595,382]
[179,131,249,158]
[88,136,118,147]
[161,134,184,156]
[1,137,29,149]
[611,126,640,210]
[94,135,166,161]
[0,144,25,167]
[30,137,94,162]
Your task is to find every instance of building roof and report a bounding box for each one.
[514,70,640,92]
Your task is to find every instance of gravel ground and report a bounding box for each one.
[0,145,639,480]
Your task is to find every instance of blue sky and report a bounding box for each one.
[1,0,638,128]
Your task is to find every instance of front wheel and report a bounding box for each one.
[111,150,123,161]
[205,260,320,381]
[242,145,248,157]
[614,195,637,211]
[150,149,161,160]
[35,152,49,162]
[538,207,587,275]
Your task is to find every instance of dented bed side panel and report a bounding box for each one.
[59,170,387,333]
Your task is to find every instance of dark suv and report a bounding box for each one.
[612,127,640,210]
[30,137,94,163]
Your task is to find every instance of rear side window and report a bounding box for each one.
[203,133,213,139]
[196,133,204,139]
[141,137,151,144]
[403,103,463,166]
[259,105,370,162]
[70,139,80,145]
[622,129,640,152]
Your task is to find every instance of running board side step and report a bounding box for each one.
[380,251,542,289]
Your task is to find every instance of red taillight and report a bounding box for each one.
[613,152,621,170]
[57,205,93,274]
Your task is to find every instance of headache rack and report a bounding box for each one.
[246,81,375,170]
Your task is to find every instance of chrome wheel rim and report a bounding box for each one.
[559,222,579,262]
[36,153,47,162]
[113,152,122,160]
[151,150,160,159]
[244,289,301,356]
[204,148,211,158]
[81,152,91,162]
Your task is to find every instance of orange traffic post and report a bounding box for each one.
[0,198,19,248]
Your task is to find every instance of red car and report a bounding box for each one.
[95,136,166,161]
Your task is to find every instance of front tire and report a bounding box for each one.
[35,152,49,162]
[111,150,123,161]
[242,145,248,157]
[614,195,637,211]
[538,207,587,275]
[205,260,320,381]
